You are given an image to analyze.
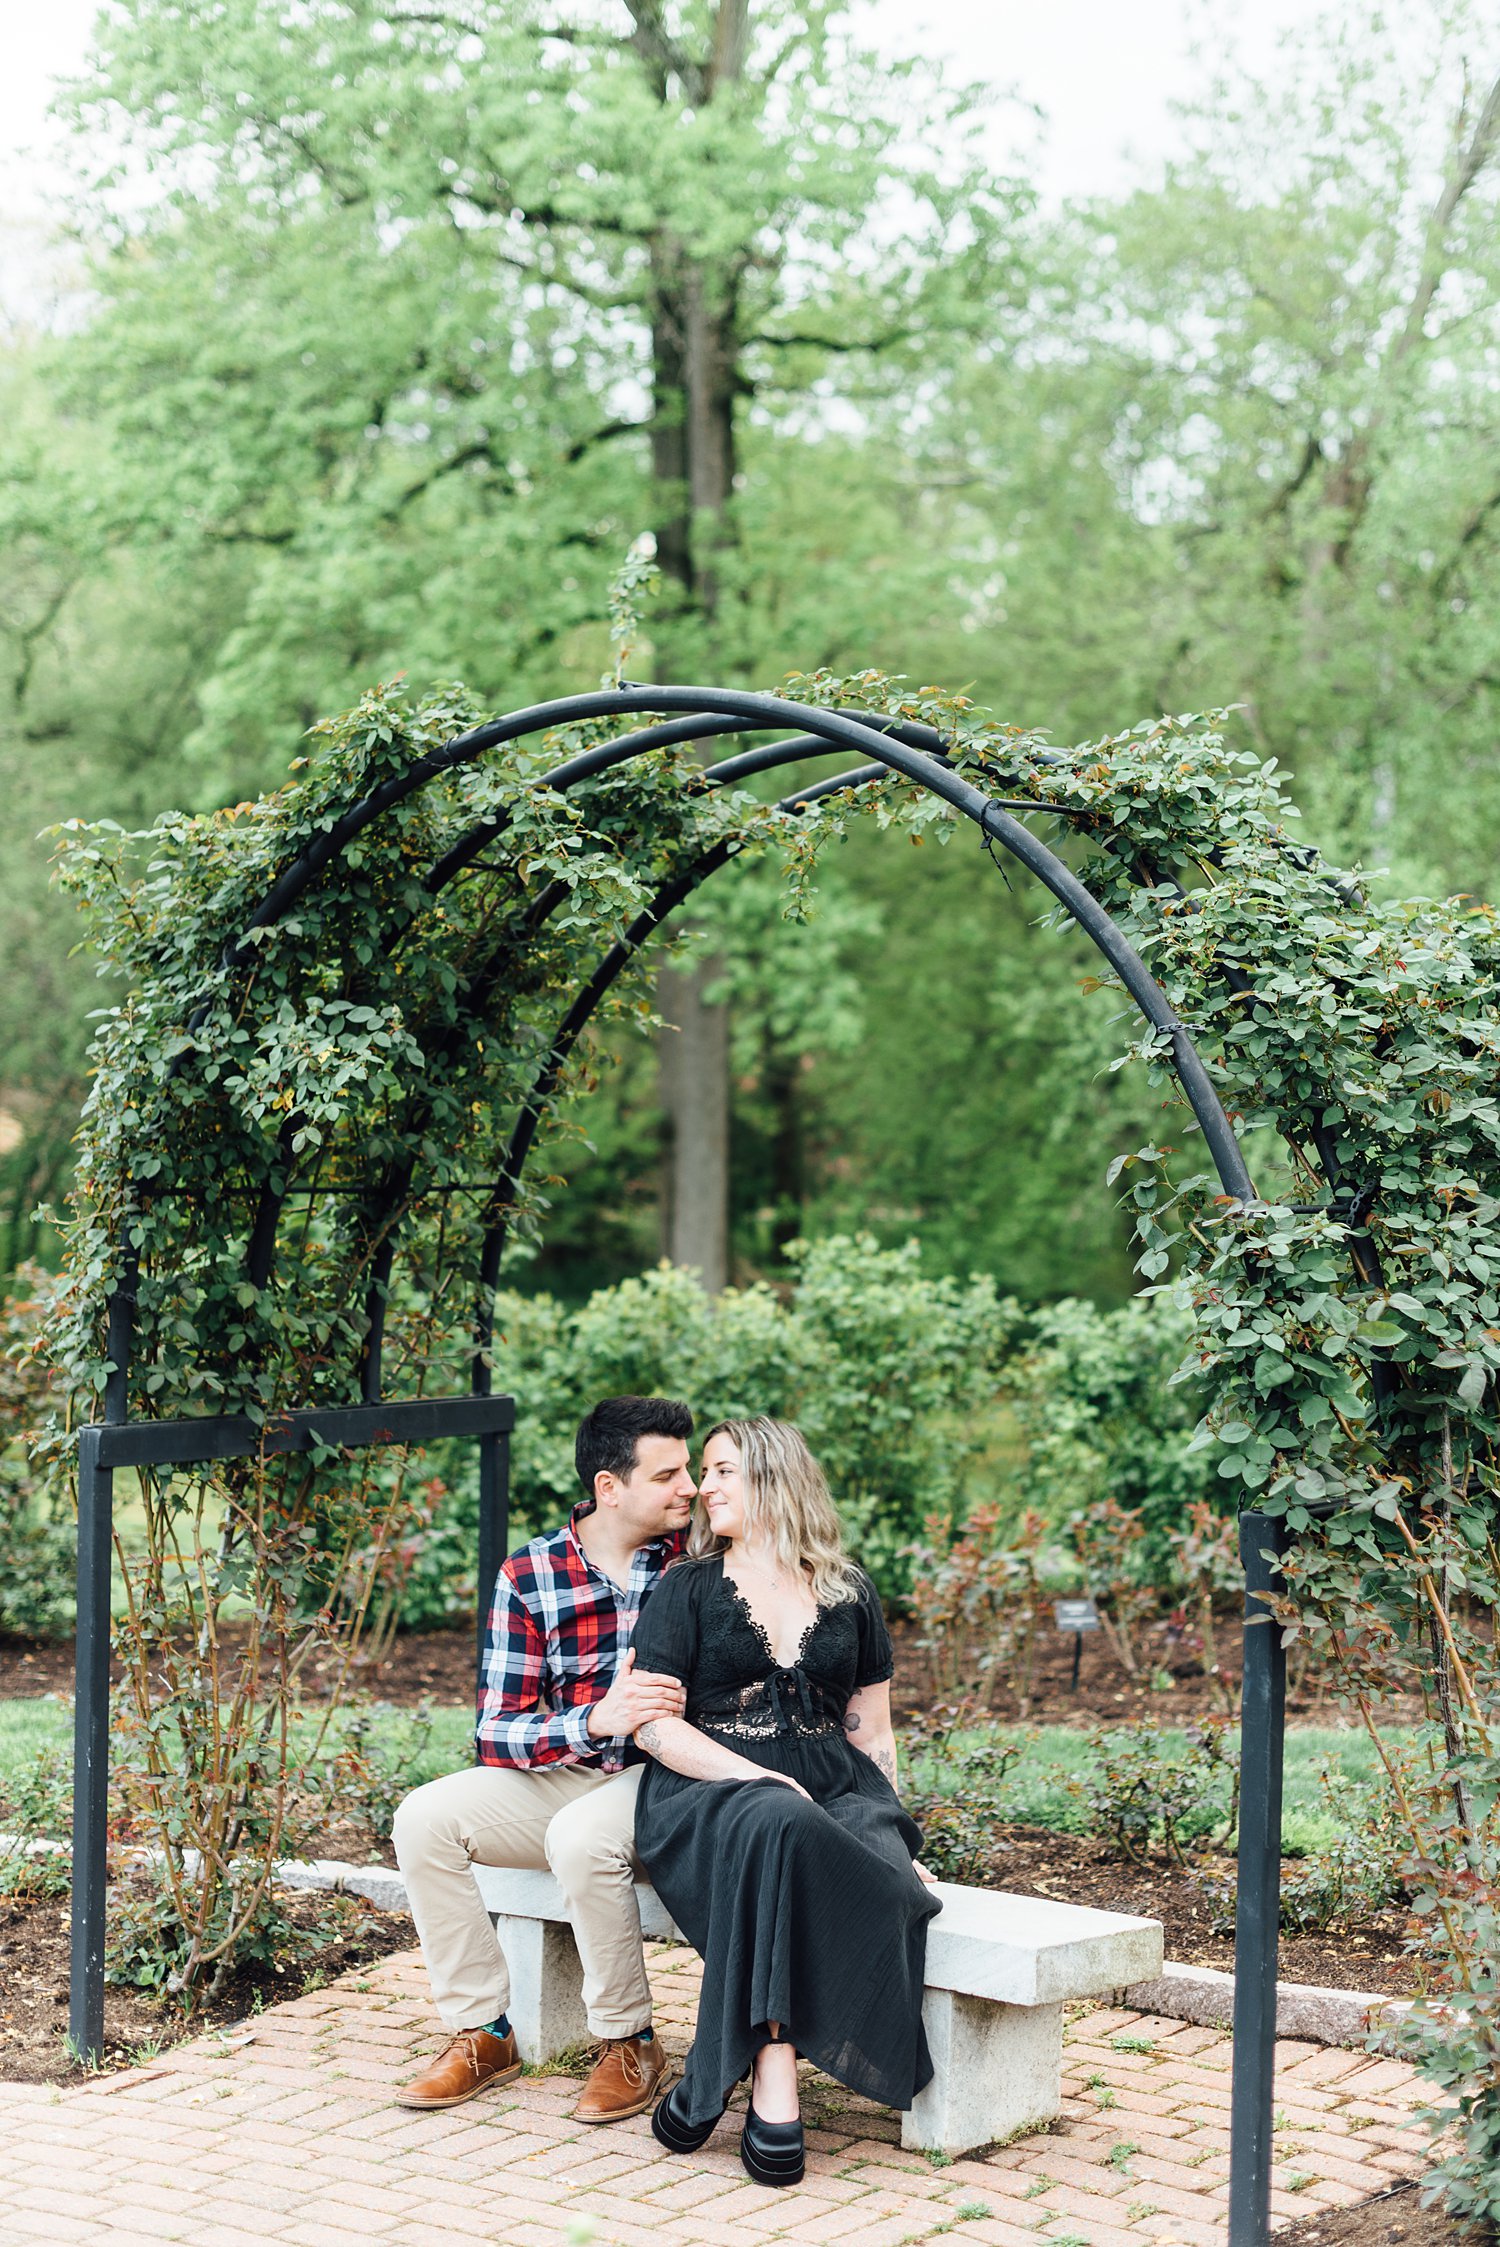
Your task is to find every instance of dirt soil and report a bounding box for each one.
[1275,2182,1495,2247]
[985,1826,1423,1997]
[0,1880,413,2085]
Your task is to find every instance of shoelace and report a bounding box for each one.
[606,2037,648,2088]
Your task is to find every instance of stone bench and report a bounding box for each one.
[472,1865,1163,2156]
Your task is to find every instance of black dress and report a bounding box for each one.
[632,1553,940,2128]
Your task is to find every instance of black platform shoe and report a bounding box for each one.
[651,2076,730,2155]
[739,2098,806,2187]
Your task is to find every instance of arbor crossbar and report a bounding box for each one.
[91,1393,515,1469]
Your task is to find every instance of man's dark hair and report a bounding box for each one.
[575,1395,694,1499]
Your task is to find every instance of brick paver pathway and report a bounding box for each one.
[0,1943,1431,2247]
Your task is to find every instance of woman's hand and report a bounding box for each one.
[913,1859,939,1886]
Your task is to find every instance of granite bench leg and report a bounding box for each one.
[903,1991,1065,2157]
[489,1912,591,2064]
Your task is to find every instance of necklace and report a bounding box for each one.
[728,1548,804,1597]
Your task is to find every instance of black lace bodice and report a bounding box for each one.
[630,1552,894,1740]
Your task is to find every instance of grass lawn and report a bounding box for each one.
[909,1720,1393,1855]
[0,1697,1398,1855]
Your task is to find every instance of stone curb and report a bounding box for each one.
[3,1830,1418,2053]
[1121,1958,1415,2052]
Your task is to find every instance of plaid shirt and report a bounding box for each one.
[475,1509,686,1771]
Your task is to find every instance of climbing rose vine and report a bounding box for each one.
[42,666,1500,2205]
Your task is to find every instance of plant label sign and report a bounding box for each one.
[1053,1598,1101,1635]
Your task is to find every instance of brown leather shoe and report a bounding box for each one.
[395,2026,522,2109]
[572,2032,671,2123]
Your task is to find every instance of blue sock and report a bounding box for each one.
[480,2013,511,2040]
[637,2026,654,2042]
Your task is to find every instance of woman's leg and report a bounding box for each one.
[752,2023,799,2122]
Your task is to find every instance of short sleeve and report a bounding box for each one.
[852,1569,895,1688]
[629,1558,702,1686]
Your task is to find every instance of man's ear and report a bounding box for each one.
[593,1469,617,1510]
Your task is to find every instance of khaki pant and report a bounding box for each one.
[391,1763,650,2038]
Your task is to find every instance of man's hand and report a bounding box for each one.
[586,1648,687,1739]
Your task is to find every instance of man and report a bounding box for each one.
[392,1394,696,2122]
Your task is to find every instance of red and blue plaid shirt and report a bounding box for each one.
[475,1509,686,1771]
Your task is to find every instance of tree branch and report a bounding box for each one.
[563,417,647,463]
[382,439,513,520]
[1391,68,1500,376]
[624,0,695,98]
[746,326,917,354]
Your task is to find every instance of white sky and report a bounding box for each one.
[0,0,1328,320]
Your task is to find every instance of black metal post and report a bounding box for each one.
[1228,1509,1290,2247]
[69,1426,114,2063]
[475,1427,510,1715]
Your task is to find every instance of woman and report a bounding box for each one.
[629,1417,939,2187]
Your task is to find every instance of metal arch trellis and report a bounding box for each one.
[73,684,1280,2246]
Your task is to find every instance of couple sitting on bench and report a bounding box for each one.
[392,1393,939,2187]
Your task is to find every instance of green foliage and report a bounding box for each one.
[902,1712,1025,1883]
[1004,1297,1213,1562]
[485,1237,1019,1594]
[303,1702,437,1846]
[1279,1770,1411,1937]
[1076,1722,1238,1869]
[49,0,1019,774]
[0,1271,74,1639]
[902,1504,1055,1712]
[0,1747,72,1905]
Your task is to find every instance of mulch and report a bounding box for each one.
[1275,2182,1495,2246]
[984,1825,1422,1996]
[0,1876,414,2085]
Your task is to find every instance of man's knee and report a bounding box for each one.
[545,1785,636,1889]
[392,1771,478,1871]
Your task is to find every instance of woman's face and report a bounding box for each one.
[698,1433,747,1544]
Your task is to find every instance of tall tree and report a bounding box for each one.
[889,0,1500,894]
[56,0,1021,1285]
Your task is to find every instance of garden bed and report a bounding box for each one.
[986,1825,1421,1996]
[0,1880,413,2084]
[0,1608,1297,1728]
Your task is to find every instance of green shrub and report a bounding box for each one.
[389,1244,1224,1629]
[1077,1720,1238,1867]
[1004,1295,1215,1571]
[0,1745,72,1904]
[0,1270,73,1640]
[1279,1768,1410,1935]
[400,1235,1022,1610]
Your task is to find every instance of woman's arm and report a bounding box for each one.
[635,1715,809,1795]
[843,1681,938,1883]
[841,1680,899,1788]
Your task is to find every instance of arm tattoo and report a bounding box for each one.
[637,1721,662,1755]
[874,1746,897,1786]
[843,1710,862,1734]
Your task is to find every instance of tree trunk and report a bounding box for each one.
[644,15,745,1285]
[657,955,730,1291]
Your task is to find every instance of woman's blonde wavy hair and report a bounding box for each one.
[688,1417,862,1607]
